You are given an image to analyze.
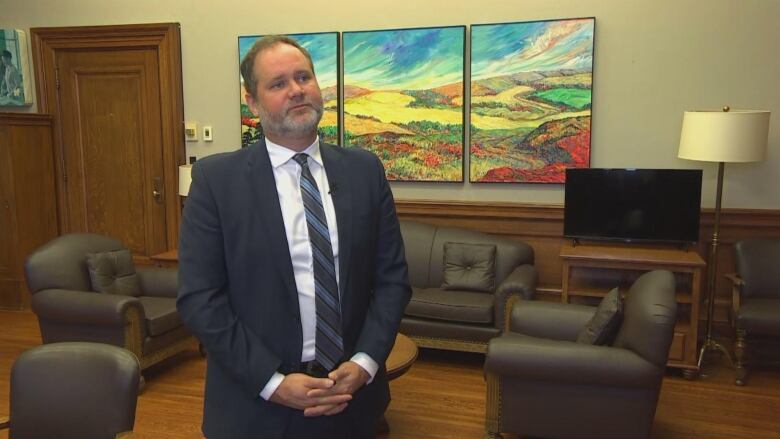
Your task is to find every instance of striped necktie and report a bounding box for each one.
[292,153,343,371]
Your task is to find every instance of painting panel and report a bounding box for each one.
[470,18,595,183]
[1,29,33,107]
[344,26,465,182]
[238,32,339,147]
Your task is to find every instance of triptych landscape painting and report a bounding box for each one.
[343,26,465,182]
[470,18,595,183]
[238,32,339,148]
[236,18,594,183]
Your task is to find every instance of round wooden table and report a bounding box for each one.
[378,333,418,434]
[386,333,418,381]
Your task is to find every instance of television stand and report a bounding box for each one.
[560,242,705,378]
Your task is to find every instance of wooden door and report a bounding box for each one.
[56,49,167,254]
[31,24,185,258]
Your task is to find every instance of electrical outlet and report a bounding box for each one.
[203,125,213,142]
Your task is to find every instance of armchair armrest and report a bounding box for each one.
[31,289,144,326]
[494,264,538,330]
[136,267,178,298]
[0,415,9,429]
[485,333,661,388]
[509,301,595,341]
[725,273,743,324]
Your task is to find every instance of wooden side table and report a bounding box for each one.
[560,242,704,378]
[149,249,179,269]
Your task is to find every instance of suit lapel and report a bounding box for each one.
[245,139,299,313]
[321,144,352,301]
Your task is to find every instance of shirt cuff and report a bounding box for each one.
[259,372,285,401]
[350,352,379,384]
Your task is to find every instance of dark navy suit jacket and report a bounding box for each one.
[176,139,411,438]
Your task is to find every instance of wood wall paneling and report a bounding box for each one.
[0,113,59,310]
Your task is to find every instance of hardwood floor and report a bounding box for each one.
[1,310,779,438]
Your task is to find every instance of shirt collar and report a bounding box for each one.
[265,136,323,169]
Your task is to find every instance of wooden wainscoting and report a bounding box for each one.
[395,199,780,323]
[0,113,59,310]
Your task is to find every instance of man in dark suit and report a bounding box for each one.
[177,35,411,439]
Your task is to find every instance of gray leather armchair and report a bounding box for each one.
[729,238,780,385]
[399,220,537,353]
[1,342,139,439]
[24,233,195,381]
[484,270,676,439]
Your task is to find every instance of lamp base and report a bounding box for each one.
[697,336,734,372]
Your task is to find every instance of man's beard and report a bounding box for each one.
[258,99,324,139]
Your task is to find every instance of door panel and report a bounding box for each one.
[58,49,165,254]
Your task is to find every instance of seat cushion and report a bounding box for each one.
[737,299,780,336]
[85,249,141,297]
[139,296,182,336]
[577,287,623,345]
[442,242,496,293]
[405,287,494,324]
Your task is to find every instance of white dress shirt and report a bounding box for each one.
[259,137,378,400]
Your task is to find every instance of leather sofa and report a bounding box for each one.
[24,233,195,382]
[398,220,537,353]
[484,270,677,439]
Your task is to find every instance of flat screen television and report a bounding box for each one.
[564,168,703,244]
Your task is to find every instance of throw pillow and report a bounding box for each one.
[442,242,497,293]
[85,249,142,296]
[576,287,623,345]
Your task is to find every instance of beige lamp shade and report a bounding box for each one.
[178,164,193,196]
[678,110,770,163]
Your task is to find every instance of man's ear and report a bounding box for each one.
[245,93,260,117]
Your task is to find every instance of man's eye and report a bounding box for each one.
[270,81,284,89]
[296,73,311,82]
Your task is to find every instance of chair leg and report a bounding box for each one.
[735,329,747,386]
[138,374,146,394]
[485,373,502,439]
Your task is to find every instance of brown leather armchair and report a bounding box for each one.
[729,238,780,385]
[399,220,537,353]
[484,270,676,439]
[24,233,195,382]
[0,342,139,439]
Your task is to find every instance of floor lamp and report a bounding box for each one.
[178,164,193,206]
[678,107,770,371]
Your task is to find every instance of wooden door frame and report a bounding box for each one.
[31,23,185,249]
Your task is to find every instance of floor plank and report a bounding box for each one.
[1,310,779,438]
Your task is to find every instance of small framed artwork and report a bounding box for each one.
[470,18,595,183]
[238,32,340,147]
[1,29,33,107]
[343,26,466,182]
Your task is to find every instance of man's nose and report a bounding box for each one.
[289,81,305,97]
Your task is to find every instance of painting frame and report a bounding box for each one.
[470,17,595,184]
[237,31,341,147]
[1,29,33,107]
[343,25,466,182]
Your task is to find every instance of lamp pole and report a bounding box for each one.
[697,159,734,370]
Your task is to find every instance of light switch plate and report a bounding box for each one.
[203,125,213,142]
[185,122,198,141]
